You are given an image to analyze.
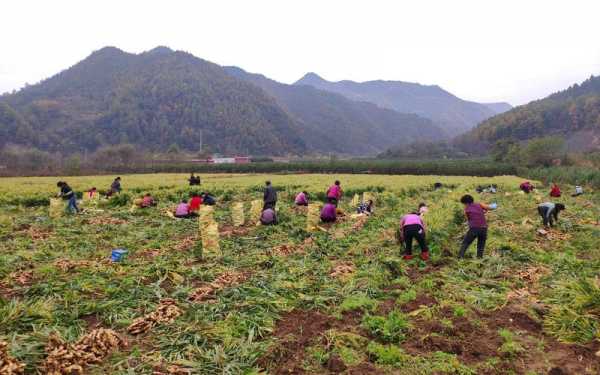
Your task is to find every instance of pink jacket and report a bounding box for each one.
[175,203,190,216]
[327,185,341,199]
[401,213,425,229]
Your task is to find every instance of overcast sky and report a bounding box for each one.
[2,0,599,105]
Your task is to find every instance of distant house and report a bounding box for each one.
[208,156,250,164]
[234,156,250,164]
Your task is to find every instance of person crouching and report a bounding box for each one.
[399,211,429,260]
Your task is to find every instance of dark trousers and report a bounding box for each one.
[538,206,553,226]
[263,201,276,210]
[175,212,198,219]
[67,195,79,213]
[459,227,487,258]
[403,224,428,255]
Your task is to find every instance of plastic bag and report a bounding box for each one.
[49,198,66,218]
[201,222,220,254]
[232,202,245,227]
[198,205,215,228]
[250,200,263,224]
[306,203,321,232]
[351,194,360,207]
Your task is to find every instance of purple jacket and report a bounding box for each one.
[327,185,341,200]
[465,203,487,228]
[321,203,337,221]
[295,192,308,205]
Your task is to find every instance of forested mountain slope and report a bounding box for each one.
[0,47,307,155]
[458,75,600,151]
[226,67,445,155]
[294,73,506,135]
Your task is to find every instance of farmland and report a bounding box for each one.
[0,173,599,374]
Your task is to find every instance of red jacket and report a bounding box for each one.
[189,196,203,211]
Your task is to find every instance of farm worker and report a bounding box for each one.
[326,180,342,206]
[202,192,216,206]
[320,199,337,223]
[356,200,374,215]
[87,187,98,199]
[189,192,203,211]
[57,181,80,214]
[481,184,497,194]
[550,183,561,198]
[263,181,277,210]
[418,203,428,216]
[295,191,309,206]
[174,199,196,218]
[520,181,534,194]
[458,194,492,259]
[188,173,201,186]
[140,193,155,208]
[107,177,122,197]
[260,208,278,225]
[399,211,429,260]
[537,202,566,227]
[572,185,584,197]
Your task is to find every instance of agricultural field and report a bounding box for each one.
[0,173,599,374]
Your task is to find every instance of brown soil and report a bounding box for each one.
[80,314,101,329]
[376,299,396,315]
[258,310,365,374]
[326,354,347,373]
[0,283,17,300]
[399,294,437,313]
[404,302,600,374]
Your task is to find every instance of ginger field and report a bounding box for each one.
[0,173,599,374]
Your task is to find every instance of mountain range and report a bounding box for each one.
[458,74,600,152]
[0,46,512,156]
[224,67,443,155]
[295,73,511,135]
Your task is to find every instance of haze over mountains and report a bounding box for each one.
[295,73,512,135]
[0,46,515,156]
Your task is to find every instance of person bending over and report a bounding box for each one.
[399,211,429,260]
[326,180,342,207]
[263,181,278,210]
[537,202,565,227]
[260,208,278,225]
[174,199,196,218]
[295,191,309,206]
[320,199,337,223]
[458,194,492,259]
[356,200,374,215]
[189,192,203,212]
[57,181,80,214]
